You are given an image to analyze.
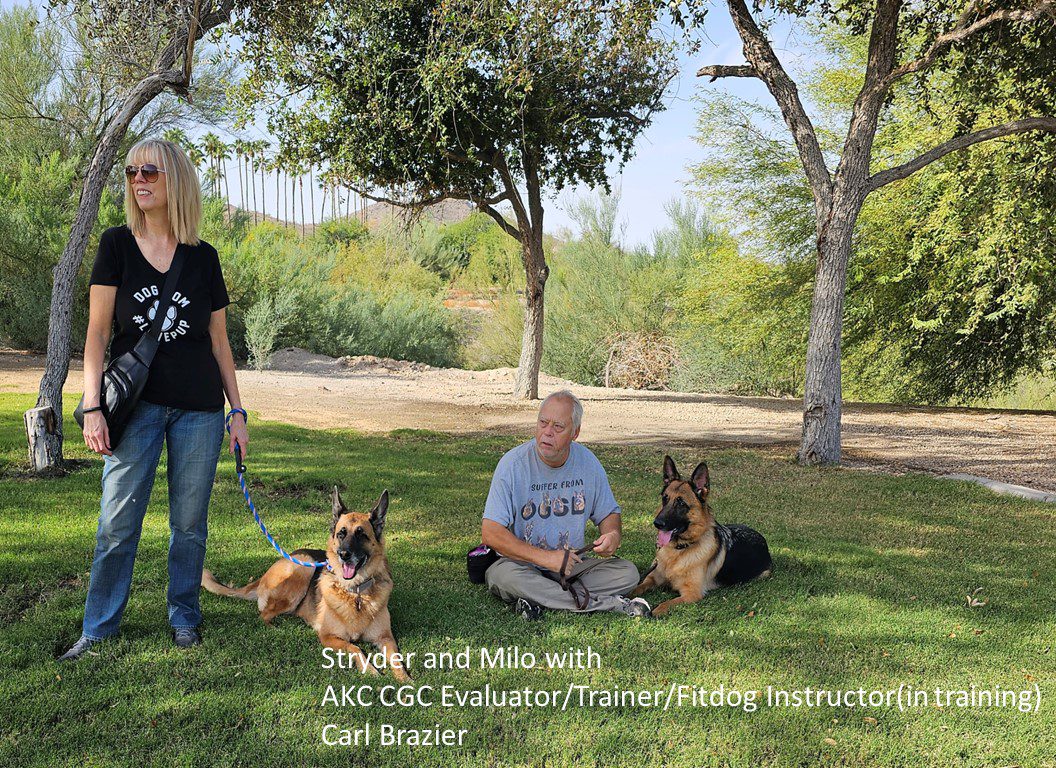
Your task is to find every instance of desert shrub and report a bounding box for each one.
[333,235,444,299]
[244,291,297,370]
[672,243,811,396]
[310,287,461,367]
[460,290,524,369]
[411,212,517,283]
[455,225,522,292]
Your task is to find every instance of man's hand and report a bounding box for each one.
[592,531,620,557]
[542,548,582,577]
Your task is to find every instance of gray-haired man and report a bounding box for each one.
[481,390,651,619]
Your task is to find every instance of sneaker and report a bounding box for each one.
[57,635,103,662]
[613,597,652,618]
[512,597,544,621]
[173,627,202,648]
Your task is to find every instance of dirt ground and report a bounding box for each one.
[4,348,1055,492]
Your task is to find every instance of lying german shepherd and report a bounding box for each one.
[202,488,410,680]
[630,456,772,616]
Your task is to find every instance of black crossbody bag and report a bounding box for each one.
[74,245,187,449]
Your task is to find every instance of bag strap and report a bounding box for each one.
[132,245,187,365]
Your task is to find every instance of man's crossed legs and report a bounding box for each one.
[485,556,650,618]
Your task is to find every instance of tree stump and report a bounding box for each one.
[24,406,61,471]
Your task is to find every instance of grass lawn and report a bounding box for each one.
[1,391,1054,767]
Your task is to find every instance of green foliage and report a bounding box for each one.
[244,291,296,370]
[674,242,812,396]
[411,212,522,286]
[541,196,696,386]
[310,288,462,366]
[206,205,463,367]
[690,21,1056,405]
[235,0,679,201]
[0,4,232,350]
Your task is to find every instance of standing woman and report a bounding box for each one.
[60,138,249,660]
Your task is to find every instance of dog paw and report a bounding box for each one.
[361,663,381,677]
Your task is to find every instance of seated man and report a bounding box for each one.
[481,389,651,619]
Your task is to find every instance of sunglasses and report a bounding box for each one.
[124,163,166,182]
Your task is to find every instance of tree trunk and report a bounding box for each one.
[28,71,182,471]
[513,232,547,399]
[798,193,862,465]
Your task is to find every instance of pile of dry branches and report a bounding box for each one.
[603,331,678,390]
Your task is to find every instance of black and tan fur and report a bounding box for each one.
[202,488,409,680]
[630,456,772,617]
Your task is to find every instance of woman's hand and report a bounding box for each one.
[228,412,248,460]
[83,411,112,456]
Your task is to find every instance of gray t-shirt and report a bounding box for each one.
[483,439,620,551]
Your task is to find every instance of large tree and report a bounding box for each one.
[231,0,679,398]
[697,0,1056,464]
[27,0,235,471]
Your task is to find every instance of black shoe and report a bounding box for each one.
[512,597,544,621]
[173,627,202,648]
[57,636,103,662]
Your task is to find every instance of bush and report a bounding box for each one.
[244,292,297,370]
[312,287,462,367]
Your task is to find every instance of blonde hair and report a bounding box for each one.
[124,138,201,245]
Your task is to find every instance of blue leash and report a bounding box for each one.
[225,409,330,572]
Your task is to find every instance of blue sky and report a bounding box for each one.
[5,1,817,248]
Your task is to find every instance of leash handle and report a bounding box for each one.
[225,408,248,473]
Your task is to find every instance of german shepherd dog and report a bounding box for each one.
[630,456,772,617]
[202,488,410,680]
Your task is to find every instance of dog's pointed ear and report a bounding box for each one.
[369,490,389,541]
[331,486,346,531]
[663,455,680,485]
[690,462,710,497]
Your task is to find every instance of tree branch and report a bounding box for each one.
[881,0,1055,90]
[722,0,833,216]
[348,186,518,236]
[867,116,1056,191]
[695,64,758,82]
[476,203,521,240]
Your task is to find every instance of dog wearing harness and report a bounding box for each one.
[202,410,410,679]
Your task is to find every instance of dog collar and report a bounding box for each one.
[349,577,375,594]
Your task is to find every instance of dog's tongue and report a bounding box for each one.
[657,530,673,548]
[342,562,356,580]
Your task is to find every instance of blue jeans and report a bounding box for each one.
[81,400,225,640]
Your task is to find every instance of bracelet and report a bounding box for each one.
[82,405,103,414]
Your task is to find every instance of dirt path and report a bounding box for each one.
[3,348,1054,492]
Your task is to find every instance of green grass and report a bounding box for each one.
[1,391,1054,767]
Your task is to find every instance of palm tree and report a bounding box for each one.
[233,138,248,214]
[245,142,258,224]
[217,140,232,211]
[298,165,306,237]
[201,132,223,197]
[162,128,190,148]
[186,142,206,182]
[308,165,315,231]
[254,141,269,221]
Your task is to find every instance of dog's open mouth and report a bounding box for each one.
[656,527,686,548]
[341,562,357,580]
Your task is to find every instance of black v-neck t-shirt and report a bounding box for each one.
[89,225,230,411]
